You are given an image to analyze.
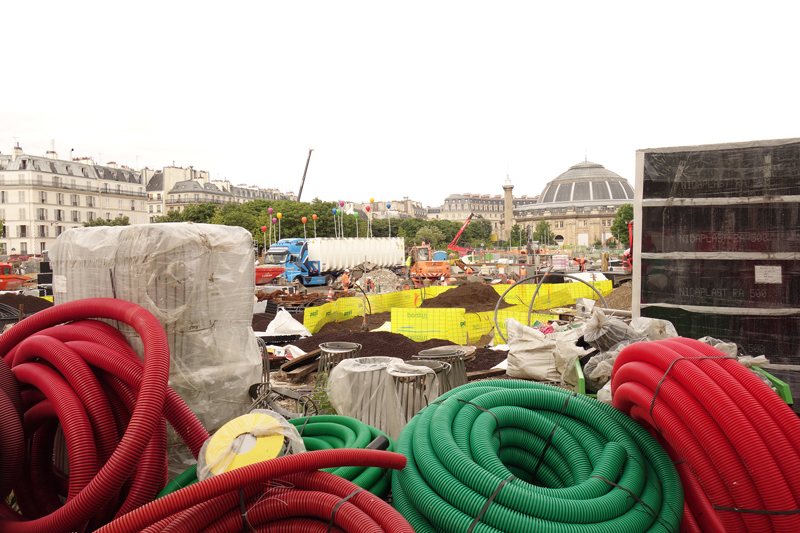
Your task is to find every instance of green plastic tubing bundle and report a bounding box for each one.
[157,415,395,500]
[289,415,396,498]
[392,380,684,533]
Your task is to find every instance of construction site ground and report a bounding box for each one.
[253,281,634,394]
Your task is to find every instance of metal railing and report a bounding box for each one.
[0,178,147,197]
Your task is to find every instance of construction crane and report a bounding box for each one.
[447,213,482,255]
[296,149,314,202]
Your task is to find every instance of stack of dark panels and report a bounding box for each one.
[635,138,800,364]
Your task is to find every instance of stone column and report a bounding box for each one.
[502,177,514,242]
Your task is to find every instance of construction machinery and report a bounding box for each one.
[296,148,314,202]
[408,244,450,287]
[447,213,482,255]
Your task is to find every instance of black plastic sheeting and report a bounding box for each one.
[641,204,800,254]
[641,259,800,308]
[642,142,800,199]
[641,306,800,364]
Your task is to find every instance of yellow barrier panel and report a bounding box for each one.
[305,280,612,337]
[391,307,467,344]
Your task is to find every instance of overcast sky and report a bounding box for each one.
[2,1,798,207]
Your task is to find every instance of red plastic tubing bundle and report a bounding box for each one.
[94,448,412,533]
[611,337,800,533]
[0,298,210,533]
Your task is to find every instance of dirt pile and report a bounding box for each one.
[252,311,304,332]
[0,293,53,313]
[596,284,632,311]
[419,282,513,313]
[289,330,507,372]
[316,312,392,333]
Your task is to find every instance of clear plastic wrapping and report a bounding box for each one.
[49,223,261,457]
[327,357,406,440]
[197,410,305,481]
[583,308,639,352]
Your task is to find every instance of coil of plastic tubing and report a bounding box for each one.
[157,415,397,500]
[95,449,413,533]
[612,337,800,533]
[0,298,210,533]
[392,379,683,533]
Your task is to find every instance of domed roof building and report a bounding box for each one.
[514,160,634,248]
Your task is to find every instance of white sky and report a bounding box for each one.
[2,1,798,207]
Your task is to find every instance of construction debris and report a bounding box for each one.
[419,282,513,313]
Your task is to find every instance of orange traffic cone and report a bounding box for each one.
[327,287,334,299]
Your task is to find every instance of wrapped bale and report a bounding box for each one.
[50,223,260,458]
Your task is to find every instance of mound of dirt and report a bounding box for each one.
[0,293,53,314]
[252,311,304,332]
[291,331,454,360]
[596,285,632,311]
[316,312,392,333]
[420,282,513,313]
[289,330,507,372]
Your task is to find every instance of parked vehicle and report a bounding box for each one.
[0,262,30,290]
[262,237,405,286]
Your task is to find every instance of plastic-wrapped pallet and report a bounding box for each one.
[50,223,260,459]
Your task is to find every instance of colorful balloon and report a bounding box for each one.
[312,214,317,220]
[261,226,267,232]
[277,213,282,220]
[301,217,307,224]
[268,207,273,214]
[272,218,277,224]
[353,213,358,218]
[333,208,337,214]
[365,206,370,212]
[370,198,374,204]
[339,201,345,207]
[386,203,391,209]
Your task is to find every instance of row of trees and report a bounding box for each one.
[83,199,494,251]
[82,201,633,250]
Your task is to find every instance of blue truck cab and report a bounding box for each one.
[264,238,331,286]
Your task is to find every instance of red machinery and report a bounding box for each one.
[447,213,482,255]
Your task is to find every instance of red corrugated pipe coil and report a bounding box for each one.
[612,337,800,533]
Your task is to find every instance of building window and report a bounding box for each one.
[157,205,162,213]
[57,193,65,205]
[38,225,47,238]
[86,196,95,207]
[140,201,145,211]
[71,210,80,223]
[56,226,63,236]
[18,208,26,220]
[18,225,27,238]
[130,200,135,210]
[0,192,6,204]
[39,191,47,203]
[150,216,155,223]
[19,242,27,255]
[37,208,47,221]
[157,193,162,200]
[56,209,64,221]
[106,213,111,221]
[149,205,153,213]
[71,194,79,206]
[18,191,25,203]
[105,198,110,208]
[87,212,96,222]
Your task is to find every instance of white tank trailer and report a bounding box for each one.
[264,237,405,285]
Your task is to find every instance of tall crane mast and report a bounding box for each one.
[296,148,314,202]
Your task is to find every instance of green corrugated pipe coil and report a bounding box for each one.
[392,379,683,533]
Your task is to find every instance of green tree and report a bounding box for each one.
[610,203,634,247]
[415,226,446,248]
[83,216,130,227]
[153,210,184,223]
[509,224,522,247]
[532,219,554,245]
[180,203,219,224]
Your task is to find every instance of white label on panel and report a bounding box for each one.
[54,275,67,293]
[754,265,781,284]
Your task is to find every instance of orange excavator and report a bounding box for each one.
[408,244,450,288]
